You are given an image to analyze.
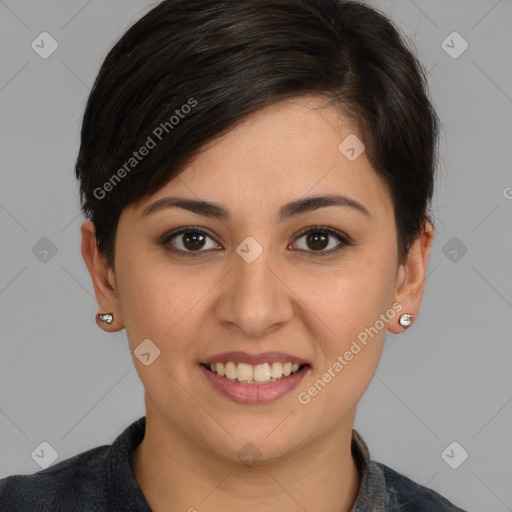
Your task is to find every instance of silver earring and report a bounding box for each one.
[97,313,114,325]
[399,313,413,329]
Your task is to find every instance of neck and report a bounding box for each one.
[132,399,361,512]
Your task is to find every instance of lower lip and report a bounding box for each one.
[199,364,310,404]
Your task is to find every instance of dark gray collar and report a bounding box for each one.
[350,429,388,511]
[106,416,386,511]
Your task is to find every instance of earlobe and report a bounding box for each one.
[388,220,434,335]
[80,220,124,332]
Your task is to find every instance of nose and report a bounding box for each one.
[215,241,294,337]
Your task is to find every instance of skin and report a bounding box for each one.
[81,95,433,512]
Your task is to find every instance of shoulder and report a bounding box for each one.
[0,416,148,512]
[0,444,110,512]
[376,461,468,511]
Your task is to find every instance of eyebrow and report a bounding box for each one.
[141,194,371,221]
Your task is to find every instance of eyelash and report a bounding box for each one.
[159,225,352,258]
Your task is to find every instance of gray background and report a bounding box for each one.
[1,1,511,510]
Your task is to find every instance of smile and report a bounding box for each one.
[204,361,305,384]
[199,362,310,404]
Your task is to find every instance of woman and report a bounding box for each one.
[0,0,469,510]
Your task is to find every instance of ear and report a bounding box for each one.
[80,220,124,332]
[388,219,434,334]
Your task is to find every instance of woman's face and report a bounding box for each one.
[84,95,431,463]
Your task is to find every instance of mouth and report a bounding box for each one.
[201,361,310,385]
[199,360,311,404]
[198,350,312,403]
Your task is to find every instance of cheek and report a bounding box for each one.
[116,259,209,401]
[322,246,397,326]
[295,288,394,418]
[312,245,398,373]
[117,255,215,351]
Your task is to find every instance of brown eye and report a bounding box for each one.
[305,232,329,251]
[292,227,350,254]
[160,225,350,259]
[161,228,221,257]
[181,232,207,251]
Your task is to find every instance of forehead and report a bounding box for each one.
[132,95,394,222]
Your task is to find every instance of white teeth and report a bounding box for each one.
[253,363,271,382]
[270,362,283,379]
[207,361,302,384]
[225,362,237,380]
[236,363,254,382]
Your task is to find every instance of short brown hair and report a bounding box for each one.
[75,0,440,269]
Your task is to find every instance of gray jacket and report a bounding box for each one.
[0,416,468,511]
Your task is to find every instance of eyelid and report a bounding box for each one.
[159,225,221,250]
[160,225,352,257]
[293,225,352,245]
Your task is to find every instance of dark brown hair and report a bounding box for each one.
[75,0,439,269]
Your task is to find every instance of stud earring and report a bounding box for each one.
[97,313,114,325]
[399,313,414,329]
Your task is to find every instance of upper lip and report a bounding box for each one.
[201,351,310,366]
